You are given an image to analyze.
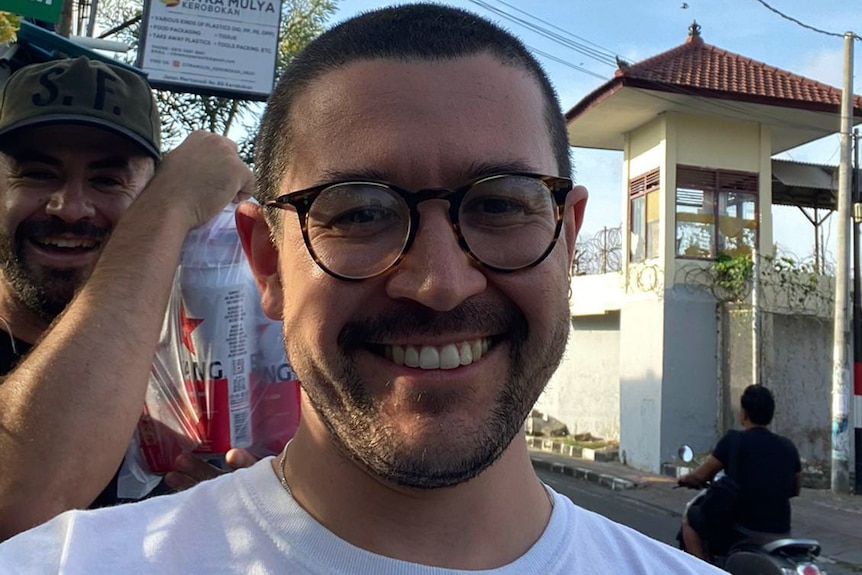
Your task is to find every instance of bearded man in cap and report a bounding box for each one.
[0,56,254,540]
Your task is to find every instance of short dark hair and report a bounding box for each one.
[740,384,775,426]
[255,3,571,217]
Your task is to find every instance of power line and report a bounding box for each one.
[751,0,859,40]
[527,45,608,80]
[465,0,618,68]
[488,0,618,63]
[461,0,853,136]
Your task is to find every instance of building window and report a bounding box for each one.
[629,169,660,262]
[675,166,758,259]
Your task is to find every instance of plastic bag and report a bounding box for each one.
[120,204,301,497]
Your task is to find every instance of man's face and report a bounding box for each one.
[0,125,154,318]
[259,54,585,488]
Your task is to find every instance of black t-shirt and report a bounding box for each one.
[0,330,121,509]
[713,427,801,533]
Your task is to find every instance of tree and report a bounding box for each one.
[0,12,20,44]
[96,0,338,157]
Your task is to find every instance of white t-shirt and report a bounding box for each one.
[0,458,723,574]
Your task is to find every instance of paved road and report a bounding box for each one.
[537,469,854,575]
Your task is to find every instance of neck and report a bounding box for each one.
[278,422,554,569]
[0,281,51,344]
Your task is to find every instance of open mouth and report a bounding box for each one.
[31,236,101,253]
[368,337,493,370]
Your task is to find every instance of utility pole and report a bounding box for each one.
[751,246,760,387]
[86,0,99,38]
[57,0,74,37]
[854,127,862,494]
[831,31,854,494]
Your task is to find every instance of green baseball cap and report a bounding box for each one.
[0,57,161,159]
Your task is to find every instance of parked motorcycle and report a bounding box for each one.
[676,445,826,575]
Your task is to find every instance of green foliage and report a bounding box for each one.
[711,252,753,302]
[706,251,829,312]
[0,12,20,44]
[760,254,822,309]
[95,0,338,154]
[279,0,338,66]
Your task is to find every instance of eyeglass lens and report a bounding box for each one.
[304,175,558,279]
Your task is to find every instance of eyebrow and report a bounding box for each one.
[6,150,61,167]
[7,149,132,171]
[317,160,544,187]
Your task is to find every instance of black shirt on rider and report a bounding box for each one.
[714,427,801,534]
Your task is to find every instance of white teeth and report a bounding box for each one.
[419,346,439,369]
[458,342,473,366]
[471,340,483,361]
[386,338,490,369]
[403,346,420,368]
[438,344,461,369]
[40,238,97,249]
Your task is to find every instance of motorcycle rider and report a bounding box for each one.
[678,385,802,561]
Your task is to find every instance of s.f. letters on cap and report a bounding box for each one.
[0,57,161,159]
[32,67,124,118]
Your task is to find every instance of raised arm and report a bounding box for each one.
[0,132,254,540]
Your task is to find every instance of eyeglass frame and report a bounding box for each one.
[264,171,573,281]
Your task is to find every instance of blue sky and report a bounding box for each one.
[331,0,862,262]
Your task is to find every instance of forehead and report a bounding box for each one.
[284,54,555,189]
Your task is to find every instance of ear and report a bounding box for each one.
[236,201,283,320]
[562,184,589,267]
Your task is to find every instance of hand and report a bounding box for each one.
[142,131,255,230]
[163,448,258,491]
[677,474,704,489]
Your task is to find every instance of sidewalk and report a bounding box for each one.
[529,448,862,572]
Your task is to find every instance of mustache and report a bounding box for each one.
[338,299,527,350]
[16,218,110,241]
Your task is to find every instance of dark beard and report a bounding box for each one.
[0,218,108,319]
[290,295,571,489]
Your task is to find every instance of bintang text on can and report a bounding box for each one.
[178,207,256,455]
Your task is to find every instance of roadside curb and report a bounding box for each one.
[526,436,619,462]
[530,451,637,491]
[530,448,862,573]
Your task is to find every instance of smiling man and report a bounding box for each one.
[0,7,722,573]
[0,57,253,540]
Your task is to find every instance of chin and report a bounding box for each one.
[336,405,521,490]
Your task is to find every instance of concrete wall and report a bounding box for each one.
[769,313,833,466]
[619,297,665,472]
[537,312,621,441]
[672,113,762,171]
[622,117,667,282]
[660,289,719,461]
[570,273,622,316]
[628,116,666,176]
[721,308,852,470]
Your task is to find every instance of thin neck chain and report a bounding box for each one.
[277,442,293,498]
[544,484,556,509]
[277,442,554,511]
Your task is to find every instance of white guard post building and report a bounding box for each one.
[543,22,862,475]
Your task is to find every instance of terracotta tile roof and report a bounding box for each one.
[567,27,862,120]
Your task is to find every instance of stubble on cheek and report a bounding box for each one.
[282,272,571,488]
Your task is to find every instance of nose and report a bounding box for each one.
[385,202,487,311]
[44,179,96,222]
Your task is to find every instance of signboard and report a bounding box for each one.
[2,0,63,23]
[137,0,281,101]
